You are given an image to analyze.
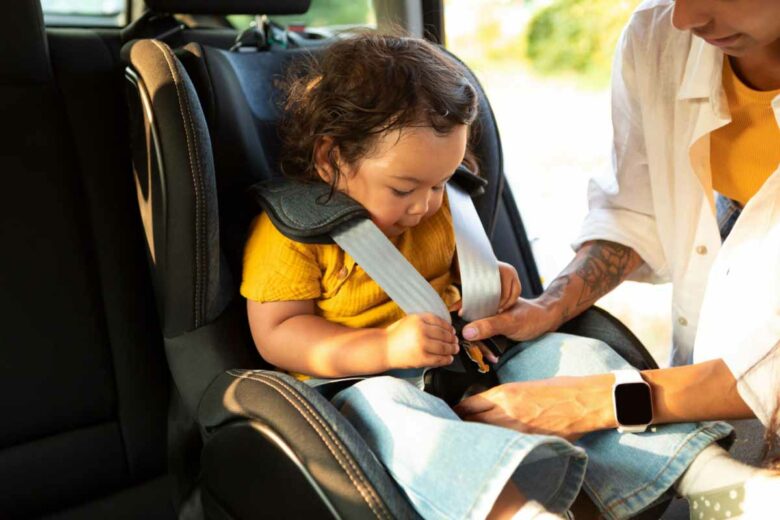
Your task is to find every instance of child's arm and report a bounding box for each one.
[247,299,460,378]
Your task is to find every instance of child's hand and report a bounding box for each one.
[385,313,459,369]
[497,261,522,313]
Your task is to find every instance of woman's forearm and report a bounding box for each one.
[540,240,644,328]
[581,359,755,431]
[643,359,754,424]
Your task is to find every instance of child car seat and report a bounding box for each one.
[121,1,665,517]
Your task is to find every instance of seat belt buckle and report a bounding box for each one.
[462,340,490,373]
[451,313,502,374]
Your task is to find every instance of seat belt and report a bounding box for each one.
[446,183,502,322]
[331,182,501,324]
[329,181,503,397]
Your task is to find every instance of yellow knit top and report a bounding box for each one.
[711,57,780,207]
[240,200,461,329]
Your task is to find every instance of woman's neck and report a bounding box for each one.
[730,38,780,91]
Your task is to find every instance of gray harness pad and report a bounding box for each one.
[247,178,368,244]
[247,166,487,245]
[249,166,487,244]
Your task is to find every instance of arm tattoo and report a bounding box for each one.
[545,275,571,322]
[574,241,636,307]
[540,241,639,325]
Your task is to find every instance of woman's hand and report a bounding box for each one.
[454,375,617,441]
[385,313,459,369]
[462,298,563,342]
[462,241,645,343]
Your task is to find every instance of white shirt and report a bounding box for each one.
[574,0,780,426]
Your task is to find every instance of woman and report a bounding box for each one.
[457,0,780,517]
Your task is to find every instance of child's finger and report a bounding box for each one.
[423,323,458,344]
[499,278,521,313]
[426,353,455,368]
[513,279,523,301]
[418,312,455,332]
[424,338,459,356]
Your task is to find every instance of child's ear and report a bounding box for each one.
[314,136,338,184]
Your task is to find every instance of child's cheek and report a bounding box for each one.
[368,211,396,230]
[427,196,444,217]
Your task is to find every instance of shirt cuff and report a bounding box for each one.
[572,208,669,284]
[726,341,780,428]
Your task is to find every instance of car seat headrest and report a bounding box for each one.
[1,0,51,84]
[145,0,310,15]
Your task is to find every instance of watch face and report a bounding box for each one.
[614,382,653,425]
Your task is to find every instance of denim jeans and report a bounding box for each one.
[332,374,586,519]
[715,192,742,242]
[496,333,733,519]
[331,333,733,519]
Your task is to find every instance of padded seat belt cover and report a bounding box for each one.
[247,165,487,244]
[247,178,368,245]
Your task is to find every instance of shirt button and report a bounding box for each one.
[338,266,349,280]
[678,317,688,326]
[695,245,708,255]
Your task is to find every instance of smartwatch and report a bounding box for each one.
[611,369,653,433]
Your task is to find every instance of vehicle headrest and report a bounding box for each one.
[145,0,311,15]
[1,0,51,83]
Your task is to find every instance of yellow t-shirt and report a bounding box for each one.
[711,57,780,207]
[240,201,461,329]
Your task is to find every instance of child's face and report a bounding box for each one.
[324,125,468,237]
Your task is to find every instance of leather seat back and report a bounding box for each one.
[0,2,170,516]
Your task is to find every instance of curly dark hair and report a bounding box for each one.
[278,32,479,188]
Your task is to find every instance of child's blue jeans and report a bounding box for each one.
[331,332,733,519]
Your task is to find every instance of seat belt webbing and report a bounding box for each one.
[330,183,500,324]
[446,184,501,321]
[331,219,452,322]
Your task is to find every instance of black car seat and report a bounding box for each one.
[0,1,174,518]
[122,3,424,519]
[120,1,667,518]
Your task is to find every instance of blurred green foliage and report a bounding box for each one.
[445,7,528,77]
[228,0,374,31]
[525,0,639,85]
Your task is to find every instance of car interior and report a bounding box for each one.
[0,0,764,518]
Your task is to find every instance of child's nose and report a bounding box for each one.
[408,197,429,216]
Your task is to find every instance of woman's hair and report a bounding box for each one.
[765,405,779,469]
[278,31,479,188]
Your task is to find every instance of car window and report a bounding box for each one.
[228,0,376,33]
[41,0,126,27]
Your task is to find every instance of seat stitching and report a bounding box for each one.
[228,370,388,519]
[177,56,208,325]
[151,39,204,327]
[226,370,391,519]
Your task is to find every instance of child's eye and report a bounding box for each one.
[391,188,413,197]
[432,184,444,192]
